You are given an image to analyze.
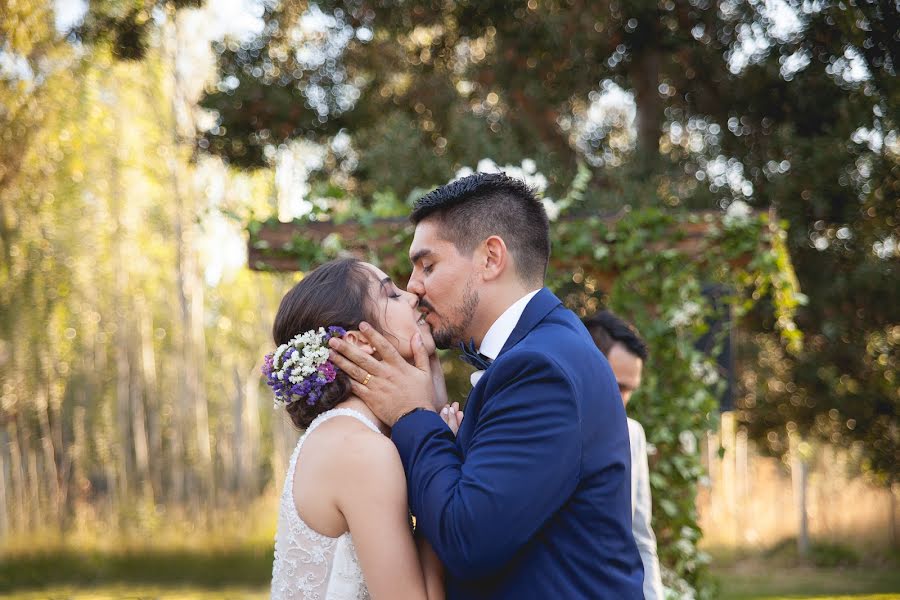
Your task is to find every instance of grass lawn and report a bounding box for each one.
[1,549,898,599]
[0,586,267,599]
[714,564,900,600]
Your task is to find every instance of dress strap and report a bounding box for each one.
[305,406,382,435]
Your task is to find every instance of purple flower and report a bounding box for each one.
[327,326,347,339]
[319,362,337,382]
[262,353,275,377]
[262,325,347,409]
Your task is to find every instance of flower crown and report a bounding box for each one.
[262,326,346,408]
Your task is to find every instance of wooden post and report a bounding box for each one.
[790,433,810,558]
[797,459,809,556]
[891,483,898,549]
[736,428,749,544]
[720,411,736,545]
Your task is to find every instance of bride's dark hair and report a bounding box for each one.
[272,258,375,429]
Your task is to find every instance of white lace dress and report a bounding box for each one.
[271,407,380,600]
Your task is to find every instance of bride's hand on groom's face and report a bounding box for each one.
[328,322,435,426]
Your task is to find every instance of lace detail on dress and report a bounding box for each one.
[271,407,379,600]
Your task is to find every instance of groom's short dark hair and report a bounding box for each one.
[411,172,550,285]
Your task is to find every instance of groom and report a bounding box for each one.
[329,172,643,598]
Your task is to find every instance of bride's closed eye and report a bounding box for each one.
[378,276,401,299]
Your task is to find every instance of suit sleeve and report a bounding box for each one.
[391,350,582,580]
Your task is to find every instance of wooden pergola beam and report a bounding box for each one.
[248,210,733,280]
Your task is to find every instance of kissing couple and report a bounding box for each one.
[267,172,644,599]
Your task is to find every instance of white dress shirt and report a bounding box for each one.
[469,289,541,386]
[628,417,665,600]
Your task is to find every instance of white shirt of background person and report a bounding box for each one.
[606,342,665,600]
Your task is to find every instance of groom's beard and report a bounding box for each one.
[425,279,479,350]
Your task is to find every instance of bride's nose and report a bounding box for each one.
[404,289,418,307]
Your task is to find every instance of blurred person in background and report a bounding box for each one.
[584,310,665,600]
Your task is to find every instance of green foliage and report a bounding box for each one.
[73,0,204,61]
[202,0,900,497]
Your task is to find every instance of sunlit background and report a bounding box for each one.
[1,0,897,598]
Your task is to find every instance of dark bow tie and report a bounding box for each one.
[459,338,493,371]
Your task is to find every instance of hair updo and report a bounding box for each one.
[271,258,375,429]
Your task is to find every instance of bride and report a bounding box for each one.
[266,257,461,600]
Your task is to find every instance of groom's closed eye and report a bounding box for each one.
[410,249,436,274]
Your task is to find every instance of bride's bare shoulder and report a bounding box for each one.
[319,424,405,504]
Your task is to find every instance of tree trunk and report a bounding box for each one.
[190,260,213,502]
[25,426,40,531]
[111,130,132,505]
[130,341,153,502]
[71,402,89,527]
[137,294,163,499]
[241,364,261,496]
[231,366,244,494]
[35,386,61,528]
[176,11,214,505]
[165,10,191,505]
[0,427,9,539]
[127,292,153,504]
[47,342,67,524]
[630,48,663,173]
[7,418,26,534]
[100,399,120,527]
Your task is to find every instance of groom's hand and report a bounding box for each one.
[328,322,435,426]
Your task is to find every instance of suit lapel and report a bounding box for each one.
[458,288,562,452]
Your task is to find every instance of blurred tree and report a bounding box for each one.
[1,0,293,545]
[200,0,898,489]
[73,0,204,60]
[1,0,83,534]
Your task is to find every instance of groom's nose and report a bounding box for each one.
[407,272,425,297]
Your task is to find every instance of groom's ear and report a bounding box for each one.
[343,330,376,355]
[481,235,508,282]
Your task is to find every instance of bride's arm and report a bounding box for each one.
[417,533,446,599]
[337,432,444,600]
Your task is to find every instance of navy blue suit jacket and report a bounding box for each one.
[392,288,644,599]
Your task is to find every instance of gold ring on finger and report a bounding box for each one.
[362,372,371,386]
